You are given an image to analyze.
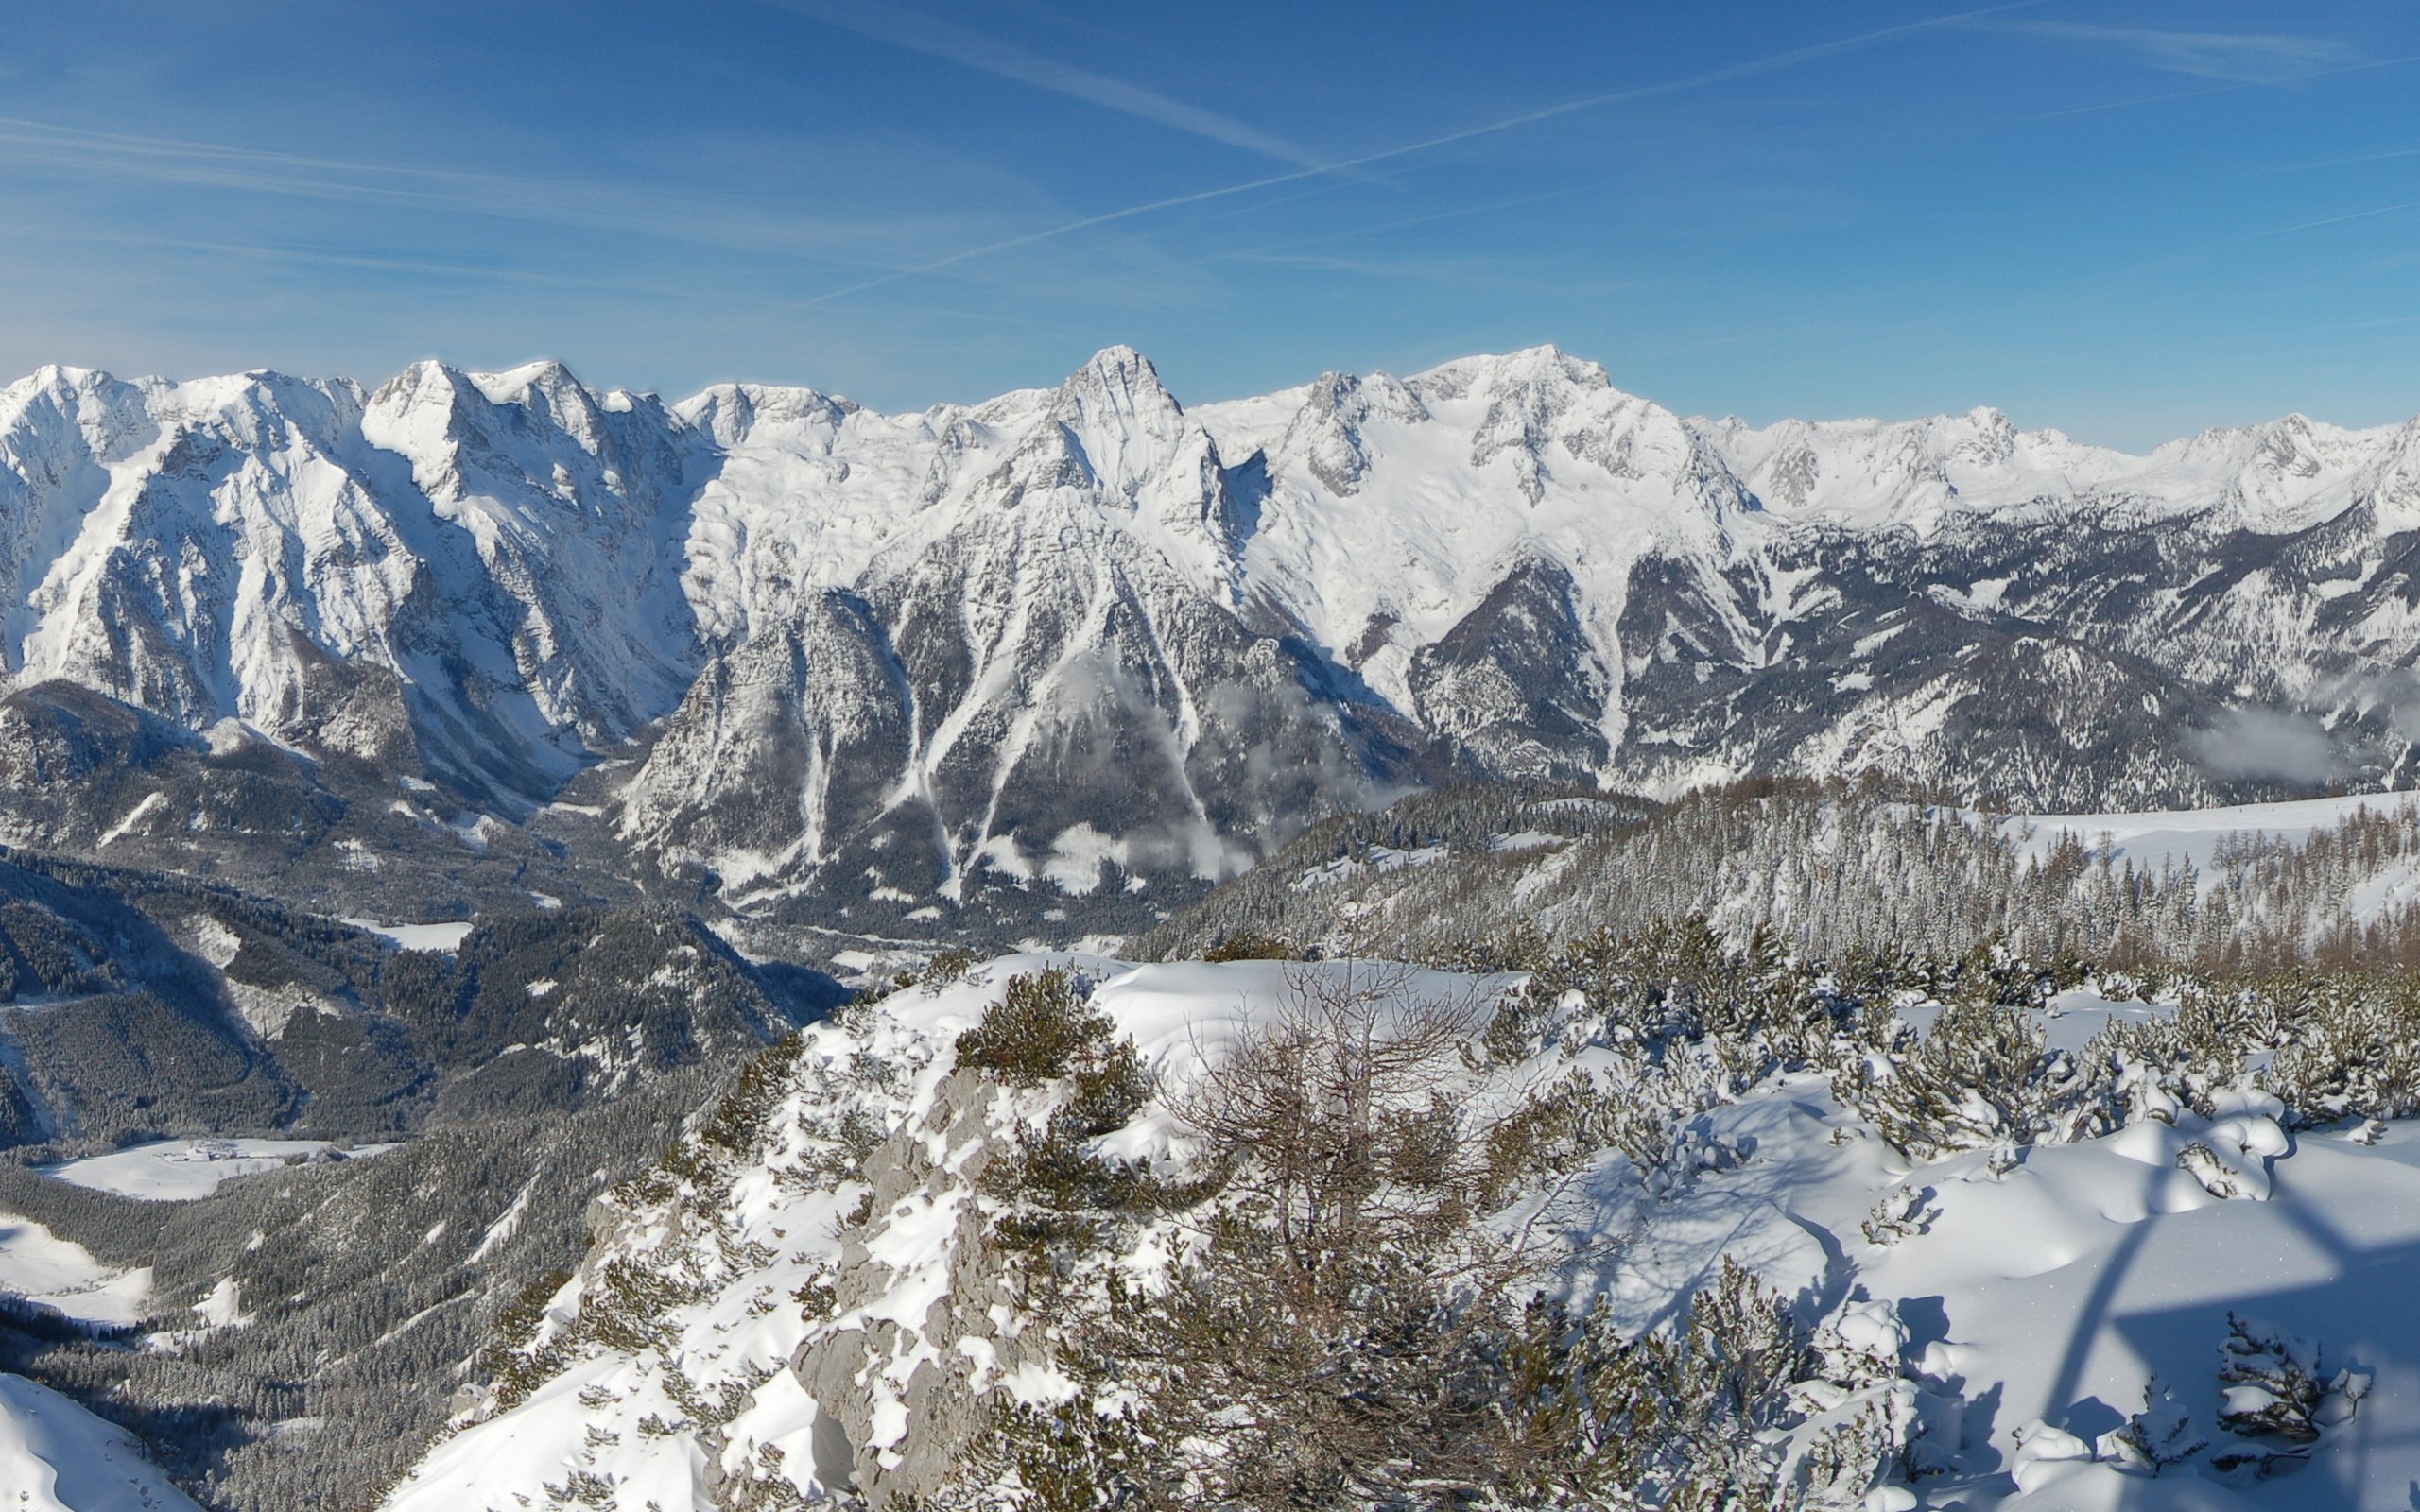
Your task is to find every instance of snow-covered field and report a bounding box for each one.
[340,919,475,953]
[0,1213,148,1327]
[2004,793,2420,870]
[1625,1022,2420,1507]
[40,1139,387,1201]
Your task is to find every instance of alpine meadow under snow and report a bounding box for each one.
[11,344,2420,1510]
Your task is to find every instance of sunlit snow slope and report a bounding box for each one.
[0,1372,203,1511]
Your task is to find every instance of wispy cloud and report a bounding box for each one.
[1210,190,1589,257]
[2027,47,2420,121]
[0,114,964,266]
[2188,707,2337,783]
[762,0,1328,169]
[754,0,2051,317]
[1221,250,1537,285]
[0,221,772,303]
[2272,145,2420,173]
[0,114,525,203]
[2005,21,2354,83]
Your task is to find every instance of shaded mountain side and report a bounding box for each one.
[0,680,638,920]
[0,847,838,1151]
[0,1062,728,1512]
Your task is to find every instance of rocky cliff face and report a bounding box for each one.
[383,955,1359,1512]
[9,346,2420,929]
[383,962,1034,1510]
[0,361,702,810]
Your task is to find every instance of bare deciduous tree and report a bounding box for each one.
[1173,961,1512,1289]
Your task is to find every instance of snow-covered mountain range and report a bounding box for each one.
[10,346,2420,922]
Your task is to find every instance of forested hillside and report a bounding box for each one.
[1143,779,2420,975]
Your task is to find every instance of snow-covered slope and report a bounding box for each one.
[0,1372,202,1511]
[0,1211,149,1326]
[0,360,702,807]
[387,952,1228,1511]
[12,346,2420,920]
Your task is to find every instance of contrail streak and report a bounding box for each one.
[767,1,2052,316]
[2239,202,2414,241]
[762,0,1330,170]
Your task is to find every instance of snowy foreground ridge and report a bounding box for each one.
[0,1372,204,1511]
[382,954,2420,1511]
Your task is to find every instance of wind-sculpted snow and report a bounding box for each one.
[10,346,2420,920]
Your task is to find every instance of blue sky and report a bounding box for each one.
[3,1,2415,447]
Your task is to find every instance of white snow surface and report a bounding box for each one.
[382,957,2420,1509]
[340,919,475,953]
[2002,793,2420,871]
[0,1372,202,1511]
[0,1212,150,1327]
[384,954,1468,1512]
[39,1138,381,1201]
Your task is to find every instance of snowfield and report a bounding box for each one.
[381,958,2420,1510]
[339,919,476,954]
[2004,793,2420,871]
[1999,793,2420,933]
[0,1212,149,1327]
[40,1139,389,1201]
[1646,1053,2420,1509]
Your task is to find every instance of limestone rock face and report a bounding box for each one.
[10,349,2420,929]
[781,1067,1028,1508]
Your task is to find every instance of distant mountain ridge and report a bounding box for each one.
[7,345,2420,926]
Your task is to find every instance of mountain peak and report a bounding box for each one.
[1407,345,1609,404]
[1036,345,1197,489]
[25,362,107,391]
[1503,341,1607,381]
[675,381,856,447]
[470,358,588,406]
[1057,345,1178,416]
[372,357,475,411]
[1274,371,1424,496]
[1941,405,2017,466]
